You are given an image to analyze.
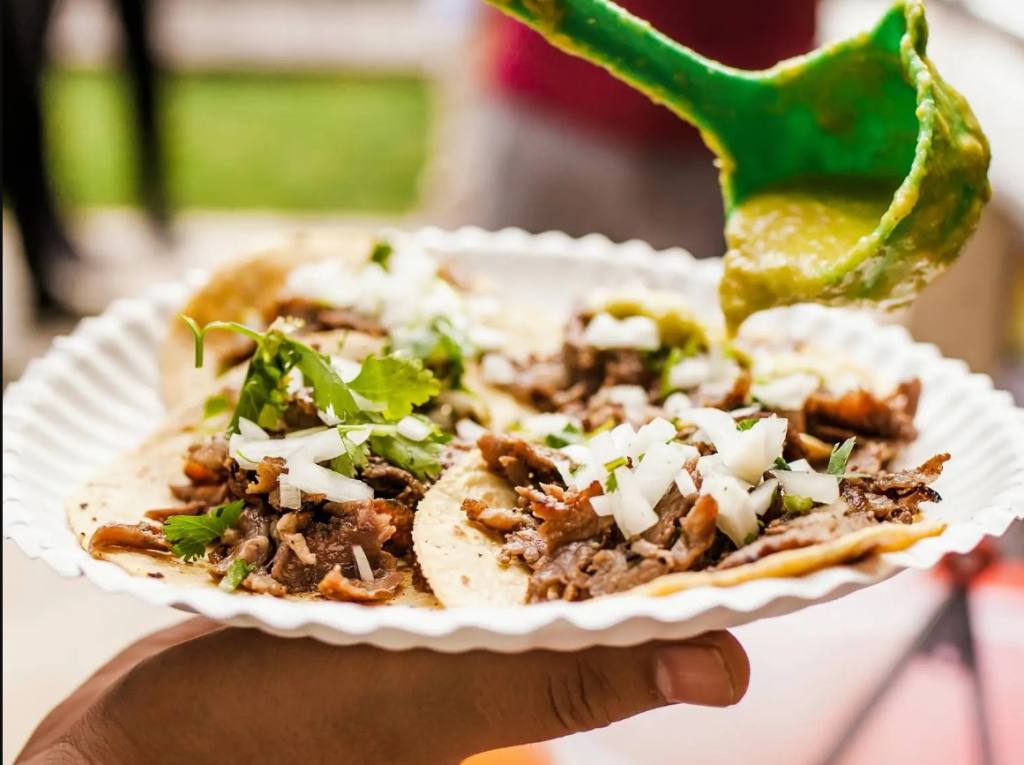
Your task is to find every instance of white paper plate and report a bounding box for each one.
[5,227,1023,652]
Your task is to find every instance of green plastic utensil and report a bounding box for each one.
[486,0,991,332]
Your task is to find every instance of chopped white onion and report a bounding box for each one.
[278,479,302,510]
[521,413,575,436]
[345,426,374,446]
[748,477,778,516]
[633,442,690,506]
[605,386,650,424]
[611,466,659,537]
[397,416,432,442]
[787,459,813,472]
[751,373,820,411]
[667,356,712,390]
[589,492,617,517]
[291,428,348,463]
[728,404,762,418]
[480,353,517,385]
[701,472,759,548]
[238,418,269,441]
[662,392,693,419]
[329,356,362,383]
[582,312,660,350]
[721,416,788,485]
[772,469,840,505]
[469,326,507,351]
[455,418,487,443]
[674,468,698,497]
[626,417,677,460]
[352,544,375,583]
[285,462,373,503]
[318,404,342,427]
[559,444,591,466]
[609,422,637,453]
[680,408,739,452]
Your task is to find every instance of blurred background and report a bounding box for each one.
[3,1,1022,763]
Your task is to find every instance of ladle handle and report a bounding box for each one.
[485,0,748,134]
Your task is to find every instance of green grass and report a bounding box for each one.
[45,69,432,212]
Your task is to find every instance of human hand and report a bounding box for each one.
[18,617,748,765]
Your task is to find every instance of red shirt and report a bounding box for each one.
[487,0,818,147]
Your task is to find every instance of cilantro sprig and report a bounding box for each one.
[827,437,857,476]
[184,317,447,478]
[164,499,245,562]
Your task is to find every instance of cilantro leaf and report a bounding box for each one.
[220,558,253,592]
[828,437,857,477]
[389,318,470,389]
[164,499,245,562]
[604,471,619,493]
[544,422,583,449]
[737,418,759,431]
[330,433,371,478]
[349,355,440,420]
[773,457,791,471]
[370,240,393,269]
[289,342,360,422]
[369,432,446,480]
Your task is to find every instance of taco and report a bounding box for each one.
[71,231,560,602]
[413,290,949,606]
[160,231,560,409]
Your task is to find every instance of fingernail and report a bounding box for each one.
[654,644,738,707]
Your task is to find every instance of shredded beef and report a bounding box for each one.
[248,457,287,495]
[841,453,947,524]
[272,297,387,336]
[716,506,877,569]
[183,438,230,484]
[478,433,564,488]
[361,459,425,509]
[89,522,170,554]
[806,379,921,442]
[516,482,610,549]
[462,498,534,532]
[526,541,603,602]
[144,501,206,522]
[587,551,669,597]
[318,565,403,602]
[642,485,695,547]
[270,501,396,596]
[669,493,719,570]
[282,398,323,431]
[169,483,228,506]
[241,571,288,597]
[497,528,547,567]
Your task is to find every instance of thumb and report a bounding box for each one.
[410,631,749,760]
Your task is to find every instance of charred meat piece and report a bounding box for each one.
[169,483,228,506]
[805,379,921,442]
[318,565,403,602]
[841,453,948,524]
[478,433,564,489]
[669,494,719,571]
[361,459,426,509]
[271,501,396,594]
[586,550,670,598]
[144,501,207,522]
[516,482,611,550]
[272,297,387,336]
[462,498,534,533]
[526,540,603,602]
[497,527,547,567]
[248,457,287,495]
[183,438,230,484]
[89,522,170,555]
[716,505,877,570]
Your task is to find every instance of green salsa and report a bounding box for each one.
[719,180,896,334]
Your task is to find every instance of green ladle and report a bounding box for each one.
[486,0,990,333]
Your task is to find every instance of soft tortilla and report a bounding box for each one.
[67,364,439,608]
[412,449,947,607]
[160,230,375,407]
